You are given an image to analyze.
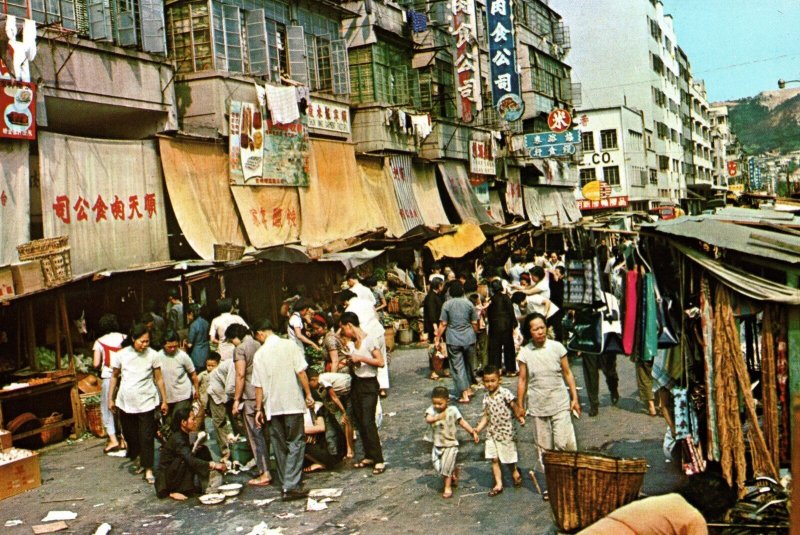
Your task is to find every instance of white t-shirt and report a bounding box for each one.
[319,372,351,394]
[158,349,196,404]
[112,346,161,414]
[93,332,125,379]
[346,297,385,340]
[348,335,382,378]
[287,312,305,349]
[209,312,248,343]
[251,334,308,419]
[351,282,376,305]
[516,339,570,417]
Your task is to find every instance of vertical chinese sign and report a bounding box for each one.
[486,0,524,122]
[451,0,482,123]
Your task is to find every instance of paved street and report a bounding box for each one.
[2,347,682,534]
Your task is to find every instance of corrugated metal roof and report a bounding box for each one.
[642,215,800,265]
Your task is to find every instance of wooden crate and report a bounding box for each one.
[0,451,40,501]
[0,429,11,451]
[0,266,15,301]
[11,261,45,295]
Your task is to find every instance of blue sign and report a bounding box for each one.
[522,130,581,158]
[486,0,524,122]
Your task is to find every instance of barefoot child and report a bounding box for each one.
[474,366,525,496]
[425,386,479,499]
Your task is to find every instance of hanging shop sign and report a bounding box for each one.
[577,196,628,210]
[306,98,351,135]
[727,161,738,177]
[0,80,35,140]
[523,129,581,158]
[547,108,572,133]
[229,100,310,186]
[581,180,612,201]
[469,139,496,175]
[486,0,523,122]
[451,0,482,123]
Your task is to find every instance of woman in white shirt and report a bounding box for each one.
[340,311,386,475]
[109,323,169,485]
[92,314,126,453]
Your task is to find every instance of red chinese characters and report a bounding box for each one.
[0,190,7,207]
[51,193,158,223]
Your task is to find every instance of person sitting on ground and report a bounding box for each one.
[578,471,736,534]
[302,400,346,473]
[473,366,525,497]
[155,406,227,500]
[308,368,354,458]
[424,385,479,499]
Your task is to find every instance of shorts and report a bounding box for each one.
[484,438,518,464]
[432,446,459,477]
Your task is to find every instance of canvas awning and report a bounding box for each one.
[39,133,170,276]
[159,138,248,261]
[437,162,496,226]
[0,141,29,265]
[230,186,300,248]
[412,161,450,227]
[299,139,384,247]
[320,249,385,270]
[489,190,506,225]
[523,186,582,227]
[357,156,406,238]
[504,166,524,218]
[425,223,486,260]
[387,154,426,234]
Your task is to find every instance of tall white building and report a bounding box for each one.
[551,0,688,208]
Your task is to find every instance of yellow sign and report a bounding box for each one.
[729,184,744,193]
[581,180,611,201]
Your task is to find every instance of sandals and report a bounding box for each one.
[302,464,324,474]
[488,487,503,497]
[103,444,120,454]
[442,490,453,499]
[542,490,550,501]
[353,459,375,469]
[513,472,523,488]
[372,463,386,475]
[144,473,155,485]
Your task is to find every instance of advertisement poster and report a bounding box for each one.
[469,139,496,175]
[0,80,36,140]
[306,98,351,135]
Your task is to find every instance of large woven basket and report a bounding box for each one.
[543,450,648,533]
[80,393,105,438]
[213,243,245,262]
[40,412,64,445]
[17,236,72,287]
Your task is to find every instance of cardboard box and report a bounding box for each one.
[0,266,14,301]
[0,451,41,500]
[0,429,11,451]
[11,261,45,295]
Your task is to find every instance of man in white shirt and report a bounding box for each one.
[340,290,390,395]
[346,270,376,306]
[252,319,314,501]
[209,298,248,348]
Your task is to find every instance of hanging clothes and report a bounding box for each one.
[760,305,780,471]
[265,85,300,124]
[641,272,659,362]
[622,269,639,355]
[700,277,720,462]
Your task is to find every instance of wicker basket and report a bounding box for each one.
[17,236,69,260]
[213,243,245,262]
[16,237,72,287]
[40,412,64,445]
[543,450,648,533]
[80,393,105,438]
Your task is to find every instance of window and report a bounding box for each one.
[658,155,669,171]
[600,129,618,150]
[652,87,666,108]
[628,130,643,151]
[649,168,658,185]
[651,53,664,75]
[656,121,668,140]
[581,131,594,152]
[31,0,77,30]
[350,42,419,108]
[530,49,571,103]
[579,168,596,186]
[603,165,620,186]
[419,58,454,118]
[672,159,680,173]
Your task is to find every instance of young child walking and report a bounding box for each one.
[474,366,525,496]
[425,386,479,499]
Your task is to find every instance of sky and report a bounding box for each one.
[665,0,800,102]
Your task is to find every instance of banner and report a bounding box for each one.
[387,155,425,233]
[577,196,629,211]
[0,80,35,140]
[0,141,30,265]
[306,98,351,135]
[486,0,523,122]
[229,100,310,186]
[451,0,482,122]
[469,139,496,175]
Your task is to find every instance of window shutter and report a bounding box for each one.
[245,9,268,76]
[287,25,308,85]
[115,0,137,47]
[88,0,113,41]
[331,39,350,95]
[139,0,166,54]
[59,0,77,30]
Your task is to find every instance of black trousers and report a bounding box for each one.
[120,409,157,469]
[581,352,619,408]
[351,376,384,463]
[488,328,516,372]
[155,446,211,498]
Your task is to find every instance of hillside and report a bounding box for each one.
[728,88,800,154]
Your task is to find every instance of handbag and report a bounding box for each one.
[654,284,679,348]
[566,308,604,355]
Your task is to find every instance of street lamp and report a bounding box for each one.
[778,79,800,89]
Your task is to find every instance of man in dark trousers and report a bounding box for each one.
[486,279,517,375]
[423,278,446,379]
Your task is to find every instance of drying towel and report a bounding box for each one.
[410,114,432,140]
[622,269,639,355]
[266,84,300,125]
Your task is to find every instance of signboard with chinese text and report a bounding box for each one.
[581,180,612,202]
[523,129,581,158]
[452,0,482,123]
[306,98,351,135]
[0,80,35,140]
[577,196,629,211]
[486,0,524,122]
[38,132,169,275]
[548,108,572,133]
[727,161,738,177]
[229,100,310,186]
[469,139,496,175]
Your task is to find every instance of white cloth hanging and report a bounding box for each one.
[265,84,300,124]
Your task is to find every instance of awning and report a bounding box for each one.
[39,133,170,276]
[0,141,29,265]
[251,244,311,264]
[230,186,300,248]
[387,154,426,233]
[159,138,248,261]
[425,223,486,260]
[357,156,406,238]
[673,241,800,304]
[504,166,525,218]
[320,249,385,270]
[412,161,450,227]
[488,190,506,225]
[299,139,384,247]
[437,162,495,226]
[523,186,582,227]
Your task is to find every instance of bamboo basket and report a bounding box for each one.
[17,236,69,260]
[213,243,245,262]
[40,412,64,445]
[17,236,72,287]
[543,450,648,533]
[80,393,105,438]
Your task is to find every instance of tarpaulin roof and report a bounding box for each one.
[320,249,385,270]
[159,138,248,261]
[230,185,301,248]
[299,139,384,248]
[673,241,800,304]
[523,186,582,227]
[425,223,486,260]
[357,156,406,238]
[438,162,496,226]
[39,133,170,276]
[412,161,451,227]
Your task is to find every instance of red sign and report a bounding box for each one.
[548,108,572,133]
[578,196,629,211]
[51,192,158,224]
[727,161,738,177]
[0,80,35,140]
[452,0,481,123]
